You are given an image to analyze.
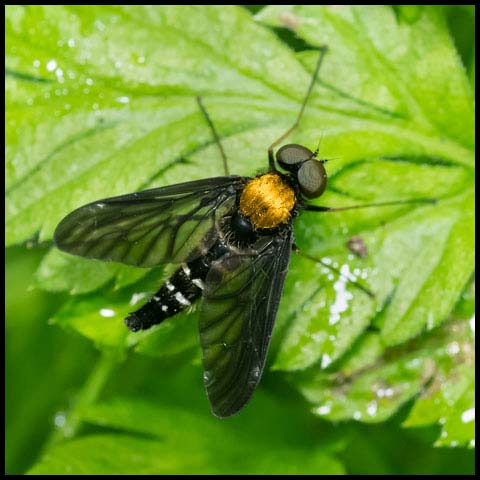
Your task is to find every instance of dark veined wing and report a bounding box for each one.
[54,176,245,268]
[199,229,294,418]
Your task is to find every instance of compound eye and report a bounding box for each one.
[276,144,313,172]
[298,160,327,198]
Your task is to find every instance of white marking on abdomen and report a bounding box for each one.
[174,291,191,306]
[192,278,205,290]
[166,281,175,292]
[182,265,191,276]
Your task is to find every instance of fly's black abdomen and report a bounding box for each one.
[125,240,229,332]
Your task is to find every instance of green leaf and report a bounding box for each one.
[36,249,118,294]
[256,5,474,154]
[441,5,475,76]
[434,371,474,449]
[392,5,424,24]
[402,279,475,448]
[36,249,150,294]
[293,318,474,435]
[30,363,345,475]
[451,275,475,320]
[405,364,475,449]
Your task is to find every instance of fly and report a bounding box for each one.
[54,46,435,418]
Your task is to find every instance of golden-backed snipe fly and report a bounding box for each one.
[54,47,435,418]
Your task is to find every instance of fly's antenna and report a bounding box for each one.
[196,96,230,176]
[312,131,324,157]
[268,45,329,171]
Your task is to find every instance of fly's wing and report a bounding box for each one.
[199,230,293,418]
[54,176,244,268]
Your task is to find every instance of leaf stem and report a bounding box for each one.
[44,349,121,447]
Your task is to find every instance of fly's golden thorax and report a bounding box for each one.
[239,173,296,229]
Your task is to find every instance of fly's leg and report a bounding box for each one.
[268,45,329,171]
[304,197,437,213]
[196,96,230,176]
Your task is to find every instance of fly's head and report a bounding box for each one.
[276,144,328,199]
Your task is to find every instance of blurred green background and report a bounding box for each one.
[6,5,474,475]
